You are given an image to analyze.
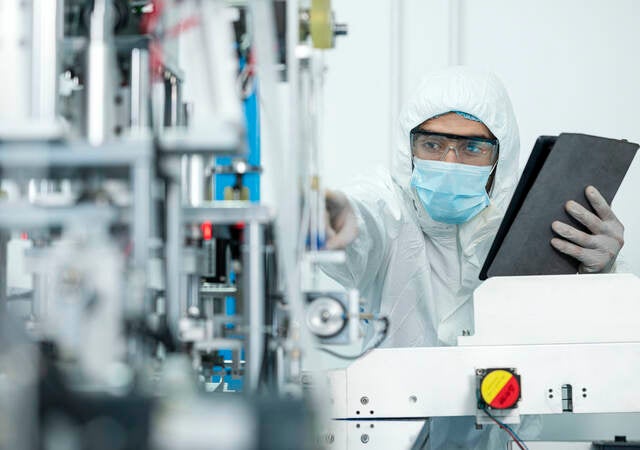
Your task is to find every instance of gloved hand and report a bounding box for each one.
[325,190,358,250]
[550,185,624,273]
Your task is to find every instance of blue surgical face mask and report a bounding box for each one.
[410,158,495,224]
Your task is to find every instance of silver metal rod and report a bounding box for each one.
[85,0,115,145]
[0,140,150,166]
[0,232,8,316]
[164,75,182,128]
[31,0,62,122]
[170,76,181,126]
[130,48,150,131]
[166,181,183,338]
[181,155,207,207]
[31,274,47,320]
[132,159,151,270]
[0,204,118,228]
[189,155,205,206]
[0,0,32,123]
[181,203,272,224]
[243,220,264,393]
[187,274,200,311]
[250,0,315,389]
[131,157,152,315]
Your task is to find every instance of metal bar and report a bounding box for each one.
[180,156,189,205]
[85,0,115,145]
[164,75,180,128]
[165,181,183,338]
[157,128,243,155]
[187,274,200,313]
[31,273,47,320]
[0,204,119,228]
[182,203,272,224]
[181,155,207,207]
[130,48,150,131]
[0,0,32,123]
[131,158,152,316]
[0,141,151,167]
[244,220,264,393]
[0,232,8,316]
[172,76,183,126]
[31,0,62,122]
[188,156,205,206]
[132,161,151,269]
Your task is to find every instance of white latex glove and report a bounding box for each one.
[325,190,358,250]
[550,185,624,273]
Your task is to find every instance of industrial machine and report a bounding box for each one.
[0,0,363,448]
[321,274,640,449]
[4,2,638,450]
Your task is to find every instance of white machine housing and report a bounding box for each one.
[321,274,640,449]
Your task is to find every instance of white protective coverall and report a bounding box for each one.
[322,66,542,449]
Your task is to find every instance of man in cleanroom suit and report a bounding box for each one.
[322,66,625,448]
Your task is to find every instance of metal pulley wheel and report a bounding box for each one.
[309,0,333,49]
[308,0,348,49]
[306,296,346,338]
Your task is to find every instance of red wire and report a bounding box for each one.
[140,0,165,79]
[140,0,164,34]
[140,1,201,79]
[165,16,201,39]
[246,48,255,76]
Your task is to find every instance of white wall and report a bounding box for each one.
[460,0,640,167]
[320,0,394,190]
[458,0,640,274]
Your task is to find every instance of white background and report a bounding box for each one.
[296,0,640,440]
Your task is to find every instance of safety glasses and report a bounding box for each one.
[410,128,499,166]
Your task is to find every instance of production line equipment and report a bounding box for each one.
[0,0,369,449]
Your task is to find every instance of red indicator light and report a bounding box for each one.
[201,222,213,241]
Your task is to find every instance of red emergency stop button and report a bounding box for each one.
[480,369,521,409]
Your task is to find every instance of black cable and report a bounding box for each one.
[317,317,389,361]
[482,407,528,450]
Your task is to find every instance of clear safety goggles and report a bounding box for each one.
[410,128,499,166]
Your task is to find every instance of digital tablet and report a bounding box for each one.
[479,133,638,279]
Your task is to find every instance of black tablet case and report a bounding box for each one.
[479,133,638,279]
